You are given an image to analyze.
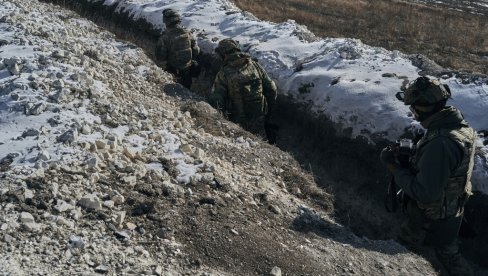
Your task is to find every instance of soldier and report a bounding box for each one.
[155,8,200,89]
[209,38,278,143]
[381,76,476,276]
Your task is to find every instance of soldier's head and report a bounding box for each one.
[396,76,451,121]
[215,38,241,59]
[163,9,181,27]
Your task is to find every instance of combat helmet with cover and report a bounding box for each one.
[163,9,181,26]
[215,38,241,58]
[397,76,451,106]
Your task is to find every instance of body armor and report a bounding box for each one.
[414,124,477,219]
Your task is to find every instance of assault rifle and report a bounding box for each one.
[384,130,423,212]
[385,139,415,212]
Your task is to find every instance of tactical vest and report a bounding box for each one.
[167,27,192,71]
[414,123,476,220]
[223,60,267,124]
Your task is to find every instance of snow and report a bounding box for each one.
[0,1,205,185]
[1,0,487,190]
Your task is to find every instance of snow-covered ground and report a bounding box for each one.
[412,0,488,15]
[90,0,486,190]
[0,1,209,186]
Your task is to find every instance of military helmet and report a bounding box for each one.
[215,38,241,57]
[163,9,181,25]
[397,76,451,106]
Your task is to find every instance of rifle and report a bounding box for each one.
[383,138,416,213]
[385,176,401,213]
[383,129,425,213]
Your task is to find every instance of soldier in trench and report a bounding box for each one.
[155,9,200,89]
[380,76,477,276]
[209,38,279,144]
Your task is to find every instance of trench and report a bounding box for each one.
[38,0,488,270]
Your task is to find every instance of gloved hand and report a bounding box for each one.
[380,146,397,172]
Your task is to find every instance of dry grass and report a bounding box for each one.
[232,0,488,74]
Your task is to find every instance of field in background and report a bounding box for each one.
[232,0,488,75]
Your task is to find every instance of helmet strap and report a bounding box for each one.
[411,100,447,122]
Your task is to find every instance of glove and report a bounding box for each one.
[380,147,397,172]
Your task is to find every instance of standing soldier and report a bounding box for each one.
[381,76,476,276]
[155,8,200,89]
[210,38,278,143]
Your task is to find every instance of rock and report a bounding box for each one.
[70,73,80,81]
[10,93,19,101]
[57,129,77,144]
[8,63,22,75]
[68,235,84,249]
[23,222,40,232]
[114,230,130,241]
[122,175,136,186]
[112,194,125,205]
[382,73,397,78]
[154,265,163,276]
[192,148,205,160]
[103,200,114,209]
[94,265,109,274]
[48,89,66,103]
[54,200,75,213]
[37,150,50,161]
[23,188,34,201]
[21,128,40,138]
[126,222,137,231]
[57,216,74,228]
[114,211,126,226]
[19,212,35,223]
[95,140,106,150]
[51,50,65,59]
[52,79,64,89]
[136,226,146,235]
[102,151,112,160]
[179,144,193,155]
[4,234,14,243]
[90,173,100,184]
[123,147,136,160]
[70,209,83,221]
[107,139,117,150]
[270,266,282,276]
[81,124,91,135]
[86,156,98,169]
[77,194,102,211]
[26,101,46,116]
[269,205,282,215]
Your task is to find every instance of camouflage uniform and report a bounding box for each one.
[383,77,476,276]
[210,39,277,140]
[156,9,200,89]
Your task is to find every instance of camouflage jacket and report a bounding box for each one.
[393,106,477,219]
[209,52,277,127]
[155,25,199,71]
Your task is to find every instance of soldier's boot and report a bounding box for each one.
[397,219,426,251]
[435,248,473,276]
